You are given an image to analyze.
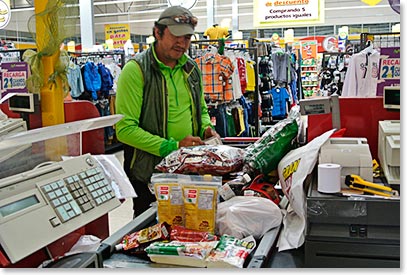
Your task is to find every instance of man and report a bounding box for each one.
[115,6,219,217]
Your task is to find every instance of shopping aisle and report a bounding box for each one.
[108,150,133,235]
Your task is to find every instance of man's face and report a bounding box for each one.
[155,27,192,65]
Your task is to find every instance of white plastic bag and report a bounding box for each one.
[216,196,282,240]
[277,129,335,251]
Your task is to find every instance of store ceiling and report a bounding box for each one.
[7,0,400,36]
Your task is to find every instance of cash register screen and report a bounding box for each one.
[383,86,400,110]
[0,195,39,217]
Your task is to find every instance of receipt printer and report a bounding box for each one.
[319,137,373,188]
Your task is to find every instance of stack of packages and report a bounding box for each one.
[117,173,256,268]
[116,106,308,267]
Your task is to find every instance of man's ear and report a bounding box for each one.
[154,26,164,38]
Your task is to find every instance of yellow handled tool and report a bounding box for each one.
[345,174,393,197]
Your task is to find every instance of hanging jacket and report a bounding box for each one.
[83,61,102,100]
[98,63,114,97]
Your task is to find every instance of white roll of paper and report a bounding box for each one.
[318,163,341,193]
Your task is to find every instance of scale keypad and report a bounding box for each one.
[41,166,116,223]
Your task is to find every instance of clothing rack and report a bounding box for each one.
[359,32,400,50]
[190,39,260,137]
[224,46,260,137]
[67,51,125,68]
[0,48,36,63]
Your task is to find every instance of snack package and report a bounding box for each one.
[206,235,256,268]
[117,222,171,255]
[244,106,301,177]
[179,175,222,234]
[170,225,219,242]
[277,129,335,251]
[145,240,218,267]
[155,145,245,176]
[151,173,184,227]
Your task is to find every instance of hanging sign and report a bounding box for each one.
[0,0,10,29]
[0,62,29,98]
[377,47,400,96]
[104,24,131,49]
[253,0,324,28]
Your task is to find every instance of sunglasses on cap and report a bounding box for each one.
[160,15,198,27]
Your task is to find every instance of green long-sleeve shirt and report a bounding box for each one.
[115,45,212,158]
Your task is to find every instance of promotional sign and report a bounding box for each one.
[254,0,324,28]
[0,0,10,29]
[377,47,400,96]
[300,40,317,61]
[301,36,338,53]
[104,24,130,49]
[1,62,29,98]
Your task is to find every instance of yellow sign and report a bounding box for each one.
[104,24,130,49]
[0,0,10,29]
[361,0,382,6]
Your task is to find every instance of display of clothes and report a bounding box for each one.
[66,53,123,147]
[342,43,380,97]
[194,44,259,138]
[195,47,234,102]
[67,61,84,98]
[257,45,299,124]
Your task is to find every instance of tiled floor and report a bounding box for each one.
[108,150,134,235]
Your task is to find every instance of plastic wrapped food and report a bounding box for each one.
[155,145,245,176]
[243,106,301,177]
[170,225,219,242]
[146,241,218,267]
[117,222,171,255]
[205,235,256,268]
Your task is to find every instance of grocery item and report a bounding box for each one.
[206,235,256,268]
[155,145,245,176]
[116,222,171,255]
[146,241,218,267]
[244,106,301,178]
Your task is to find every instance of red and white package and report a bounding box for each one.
[155,145,245,176]
[170,225,219,242]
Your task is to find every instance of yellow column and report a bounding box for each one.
[35,1,67,159]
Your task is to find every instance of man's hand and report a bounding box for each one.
[204,127,220,140]
[179,135,205,148]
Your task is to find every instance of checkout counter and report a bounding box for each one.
[0,96,400,268]
[302,95,400,268]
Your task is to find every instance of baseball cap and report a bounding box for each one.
[157,6,197,36]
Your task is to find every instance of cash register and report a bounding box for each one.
[0,114,124,267]
[378,86,400,185]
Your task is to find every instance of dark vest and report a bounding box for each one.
[123,46,203,183]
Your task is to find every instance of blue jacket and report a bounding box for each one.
[83,61,102,100]
[98,63,114,97]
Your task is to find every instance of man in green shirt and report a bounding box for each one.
[116,6,219,217]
